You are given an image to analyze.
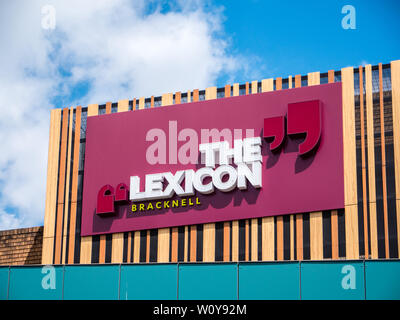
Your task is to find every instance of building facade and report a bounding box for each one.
[0,227,43,265]
[40,60,400,267]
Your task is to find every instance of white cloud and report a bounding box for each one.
[0,210,22,231]
[51,0,241,103]
[0,0,256,230]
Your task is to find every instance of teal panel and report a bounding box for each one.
[301,261,365,300]
[120,264,177,300]
[8,266,63,300]
[365,260,400,300]
[63,265,119,300]
[239,262,300,300]
[0,267,9,300]
[179,264,237,300]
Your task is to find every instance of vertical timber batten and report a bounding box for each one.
[250,82,258,261]
[54,108,69,264]
[359,66,369,259]
[328,69,339,260]
[390,60,400,257]
[157,93,173,263]
[98,102,112,264]
[275,78,284,261]
[42,109,62,265]
[341,66,359,259]
[260,78,274,261]
[223,83,232,261]
[68,106,81,264]
[294,74,304,261]
[378,63,390,258]
[80,104,98,264]
[203,86,217,263]
[231,83,240,262]
[61,108,74,264]
[41,61,399,266]
[110,99,129,263]
[308,71,324,261]
[365,64,379,259]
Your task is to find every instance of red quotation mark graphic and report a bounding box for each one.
[97,183,129,215]
[96,100,321,215]
[263,100,322,156]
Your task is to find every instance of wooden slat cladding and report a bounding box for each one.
[379,64,390,258]
[99,102,112,264]
[54,108,69,264]
[133,231,140,262]
[230,84,240,262]
[307,72,324,261]
[352,62,399,260]
[379,64,398,258]
[170,92,181,263]
[365,65,379,258]
[189,225,196,262]
[222,84,231,262]
[274,78,284,261]
[250,82,259,262]
[331,210,339,259]
[68,106,81,264]
[188,89,200,263]
[342,67,360,259]
[61,109,74,264]
[42,61,399,266]
[80,104,99,264]
[170,227,178,262]
[42,109,62,264]
[342,67,358,207]
[175,92,181,105]
[328,70,340,260]
[260,78,274,262]
[294,74,304,261]
[111,99,129,263]
[157,222,169,262]
[391,60,400,257]
[244,220,249,261]
[358,66,369,259]
[203,86,217,262]
[276,216,284,261]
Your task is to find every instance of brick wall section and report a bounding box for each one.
[0,226,43,265]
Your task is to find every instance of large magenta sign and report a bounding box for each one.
[81,83,344,236]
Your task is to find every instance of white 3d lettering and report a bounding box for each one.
[130,137,262,202]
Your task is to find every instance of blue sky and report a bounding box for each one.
[62,0,400,102]
[59,0,400,105]
[212,0,400,86]
[0,0,399,230]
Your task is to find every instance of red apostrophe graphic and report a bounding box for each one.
[287,100,321,156]
[263,116,285,151]
[97,185,115,214]
[115,183,129,202]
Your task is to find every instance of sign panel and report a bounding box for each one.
[81,83,344,236]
